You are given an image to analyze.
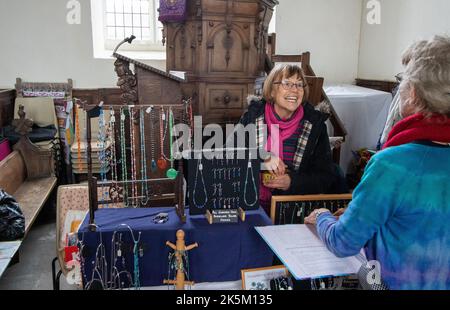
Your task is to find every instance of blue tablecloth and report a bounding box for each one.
[78,207,273,286]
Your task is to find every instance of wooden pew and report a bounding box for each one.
[0,107,57,278]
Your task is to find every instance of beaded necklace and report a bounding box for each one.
[192,158,208,208]
[109,107,119,203]
[166,107,178,180]
[75,104,82,172]
[119,107,129,206]
[148,106,157,172]
[244,160,258,207]
[129,107,138,207]
[157,106,168,170]
[98,106,109,208]
[139,109,150,205]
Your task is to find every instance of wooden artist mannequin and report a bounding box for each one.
[164,230,198,290]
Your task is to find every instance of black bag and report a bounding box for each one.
[0,189,25,241]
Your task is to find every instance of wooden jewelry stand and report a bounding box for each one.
[164,230,198,290]
[82,38,194,230]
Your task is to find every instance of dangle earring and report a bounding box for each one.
[157,106,168,170]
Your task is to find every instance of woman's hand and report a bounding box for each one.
[264,156,287,177]
[304,208,331,225]
[264,174,291,191]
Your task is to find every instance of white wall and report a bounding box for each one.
[358,0,450,81]
[0,0,165,89]
[276,0,363,84]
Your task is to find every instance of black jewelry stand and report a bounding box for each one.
[188,148,260,220]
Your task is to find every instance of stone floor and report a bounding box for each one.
[0,211,77,290]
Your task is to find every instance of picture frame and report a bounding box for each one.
[241,265,289,290]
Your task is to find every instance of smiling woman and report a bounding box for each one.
[234,64,343,215]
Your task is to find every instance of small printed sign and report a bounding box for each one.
[211,209,239,223]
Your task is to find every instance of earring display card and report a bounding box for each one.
[187,149,260,215]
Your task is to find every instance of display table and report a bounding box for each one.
[78,207,273,288]
[325,85,392,174]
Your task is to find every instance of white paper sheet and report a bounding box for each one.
[256,225,364,280]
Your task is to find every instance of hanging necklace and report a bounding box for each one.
[120,107,129,207]
[244,160,258,207]
[129,107,138,207]
[157,106,168,170]
[119,224,142,290]
[108,107,120,203]
[192,158,208,208]
[139,109,150,205]
[75,103,82,172]
[148,106,157,172]
[166,107,178,180]
[98,106,109,208]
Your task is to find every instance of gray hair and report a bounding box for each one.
[400,35,450,116]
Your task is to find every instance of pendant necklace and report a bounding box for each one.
[139,109,150,205]
[193,158,208,208]
[244,160,258,207]
[120,107,129,206]
[148,106,157,172]
[157,106,168,170]
[166,107,178,180]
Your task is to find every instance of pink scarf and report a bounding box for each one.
[260,103,304,209]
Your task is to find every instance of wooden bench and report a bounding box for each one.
[0,107,57,278]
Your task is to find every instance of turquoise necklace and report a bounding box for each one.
[244,160,258,207]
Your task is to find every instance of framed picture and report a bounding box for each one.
[241,265,289,290]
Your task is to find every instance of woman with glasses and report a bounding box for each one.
[234,64,341,214]
[305,36,450,290]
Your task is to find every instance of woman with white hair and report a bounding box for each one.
[305,35,450,290]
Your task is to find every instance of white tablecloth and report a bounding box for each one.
[325,85,392,174]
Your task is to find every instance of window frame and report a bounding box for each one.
[91,0,165,60]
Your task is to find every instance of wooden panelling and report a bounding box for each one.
[0,89,16,127]
[164,0,278,125]
[355,79,399,94]
[72,88,122,106]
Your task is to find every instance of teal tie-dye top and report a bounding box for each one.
[317,142,450,290]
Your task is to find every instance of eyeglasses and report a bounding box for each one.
[273,80,305,91]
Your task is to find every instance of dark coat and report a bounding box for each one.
[236,97,340,195]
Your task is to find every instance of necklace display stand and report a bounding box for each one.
[188,148,259,224]
[164,230,198,290]
[79,39,194,229]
